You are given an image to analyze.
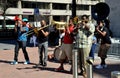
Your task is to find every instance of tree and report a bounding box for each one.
[0,0,17,29]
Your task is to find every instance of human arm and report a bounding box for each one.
[41,29,49,37]
[14,21,18,32]
[96,26,106,37]
[82,22,95,37]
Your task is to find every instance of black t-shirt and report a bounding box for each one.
[100,27,111,44]
[37,27,49,43]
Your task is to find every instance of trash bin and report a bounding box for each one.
[111,71,120,78]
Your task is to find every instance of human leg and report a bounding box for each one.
[64,44,73,71]
[38,43,43,65]
[96,44,111,69]
[89,44,96,59]
[78,48,83,73]
[78,47,91,78]
[33,35,37,47]
[22,41,30,64]
[11,41,20,65]
[96,57,107,69]
[55,59,66,71]
[14,41,20,61]
[43,41,48,66]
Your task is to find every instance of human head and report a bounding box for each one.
[97,20,104,27]
[22,18,28,26]
[41,20,46,27]
[73,16,79,25]
[69,18,74,26]
[81,14,89,23]
[22,18,28,22]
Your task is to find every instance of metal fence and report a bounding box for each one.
[108,38,120,56]
[95,38,120,58]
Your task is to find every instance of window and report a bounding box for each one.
[53,3,66,10]
[37,2,49,9]
[69,4,89,10]
[77,5,89,10]
[22,1,49,9]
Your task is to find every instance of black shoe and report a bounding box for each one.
[78,71,84,75]
[79,72,83,75]
[42,62,47,67]
[79,71,87,77]
[39,62,43,65]
[39,61,43,65]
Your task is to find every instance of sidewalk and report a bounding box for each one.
[0,40,120,78]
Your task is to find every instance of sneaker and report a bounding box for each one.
[39,62,43,66]
[83,72,87,78]
[79,71,86,78]
[86,58,94,65]
[11,61,18,65]
[55,66,64,72]
[103,64,107,68]
[95,65,103,69]
[24,61,30,65]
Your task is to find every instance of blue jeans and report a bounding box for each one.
[89,44,97,59]
[14,40,29,61]
[38,41,48,64]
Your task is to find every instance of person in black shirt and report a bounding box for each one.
[95,20,111,69]
[36,20,49,67]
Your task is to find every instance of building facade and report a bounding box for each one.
[0,0,104,25]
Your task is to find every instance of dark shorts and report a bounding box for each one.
[98,43,111,58]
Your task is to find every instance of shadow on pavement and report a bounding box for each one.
[93,63,120,78]
[16,64,73,75]
[0,60,11,64]
[0,59,36,66]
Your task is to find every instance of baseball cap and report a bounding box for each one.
[22,18,28,22]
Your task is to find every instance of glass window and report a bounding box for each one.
[6,20,15,25]
[22,1,49,9]
[37,2,49,9]
[76,5,89,10]
[69,4,89,10]
[53,3,66,10]
[0,20,3,25]
[7,0,17,8]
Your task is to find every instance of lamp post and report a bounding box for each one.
[72,0,76,18]
[72,0,78,78]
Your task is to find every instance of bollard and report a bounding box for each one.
[73,48,78,78]
[111,71,120,78]
[86,57,93,78]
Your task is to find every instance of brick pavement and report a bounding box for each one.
[0,45,120,78]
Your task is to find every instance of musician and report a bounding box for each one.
[95,20,111,69]
[76,15,95,77]
[11,18,30,65]
[36,20,49,67]
[55,18,74,72]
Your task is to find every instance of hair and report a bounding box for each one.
[97,20,105,25]
[81,15,89,19]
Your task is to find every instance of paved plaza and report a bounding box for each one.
[0,39,120,78]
